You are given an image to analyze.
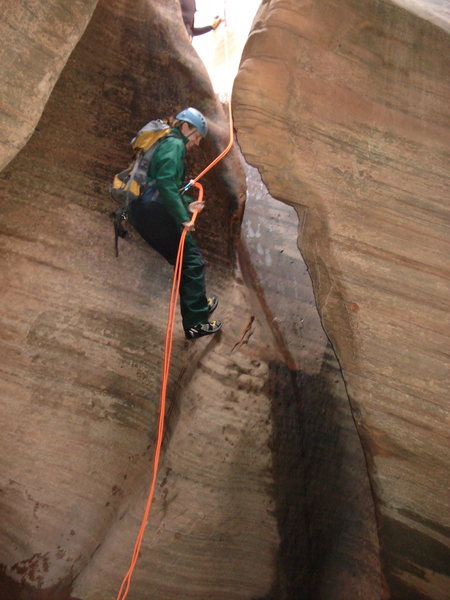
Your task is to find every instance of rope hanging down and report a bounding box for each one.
[115,186,195,600]
[115,54,234,600]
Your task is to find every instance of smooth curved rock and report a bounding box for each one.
[0,1,254,598]
[233,1,450,598]
[239,164,382,599]
[4,0,447,598]
[0,0,99,172]
[0,0,379,594]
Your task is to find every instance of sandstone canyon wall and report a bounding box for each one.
[0,0,381,598]
[0,1,268,598]
[0,0,99,172]
[0,0,448,600]
[233,1,450,599]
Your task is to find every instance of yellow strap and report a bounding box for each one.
[131,128,171,152]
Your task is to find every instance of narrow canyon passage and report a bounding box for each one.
[239,164,381,599]
[0,1,449,599]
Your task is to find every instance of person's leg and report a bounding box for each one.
[179,233,210,331]
[128,192,179,264]
[129,194,220,336]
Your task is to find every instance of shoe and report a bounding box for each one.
[207,295,218,314]
[185,320,222,340]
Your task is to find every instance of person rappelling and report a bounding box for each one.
[124,108,222,340]
[179,0,222,40]
[113,18,234,593]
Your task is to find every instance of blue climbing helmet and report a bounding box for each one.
[176,107,208,137]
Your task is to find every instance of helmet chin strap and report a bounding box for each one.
[184,124,202,144]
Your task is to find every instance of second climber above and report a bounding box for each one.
[127,107,221,340]
[179,0,222,40]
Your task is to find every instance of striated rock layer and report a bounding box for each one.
[233,1,450,599]
[0,0,99,172]
[3,0,446,598]
[239,165,382,599]
[0,0,263,598]
[0,0,382,598]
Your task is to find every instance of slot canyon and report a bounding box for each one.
[0,1,449,599]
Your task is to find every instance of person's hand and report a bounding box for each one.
[182,220,196,231]
[212,17,222,30]
[188,200,205,214]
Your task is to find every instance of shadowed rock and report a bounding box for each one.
[233,1,450,598]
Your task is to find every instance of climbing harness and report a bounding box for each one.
[115,6,234,599]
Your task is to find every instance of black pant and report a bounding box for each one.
[128,188,209,330]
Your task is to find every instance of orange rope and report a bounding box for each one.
[115,43,234,596]
[192,101,234,184]
[182,100,234,193]
[115,205,190,600]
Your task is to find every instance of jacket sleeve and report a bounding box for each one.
[152,138,191,226]
[191,25,213,36]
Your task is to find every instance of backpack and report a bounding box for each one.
[109,119,173,256]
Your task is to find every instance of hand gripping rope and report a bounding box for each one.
[115,20,234,600]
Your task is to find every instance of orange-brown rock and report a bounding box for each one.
[233,1,450,599]
[0,1,262,598]
[3,0,448,598]
[0,0,99,172]
[1,0,381,597]
[239,165,382,599]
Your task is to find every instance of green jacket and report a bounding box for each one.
[147,128,193,227]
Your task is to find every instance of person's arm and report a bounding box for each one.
[192,17,222,36]
[152,138,191,227]
[191,24,213,36]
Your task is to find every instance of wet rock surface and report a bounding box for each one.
[241,166,381,599]
[233,1,450,598]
